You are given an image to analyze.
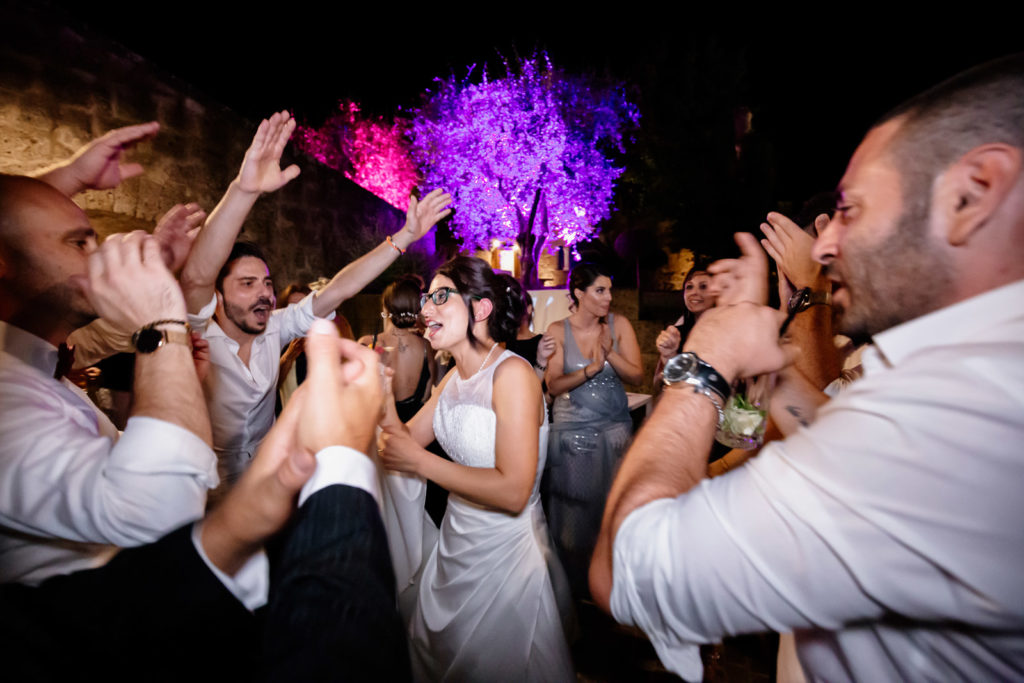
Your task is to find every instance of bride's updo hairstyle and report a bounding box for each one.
[382,274,424,329]
[435,256,523,348]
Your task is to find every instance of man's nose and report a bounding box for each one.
[811,216,840,265]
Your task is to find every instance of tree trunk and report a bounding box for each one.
[517,187,544,288]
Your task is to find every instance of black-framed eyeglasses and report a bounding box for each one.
[420,287,459,307]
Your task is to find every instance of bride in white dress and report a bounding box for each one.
[379,256,573,682]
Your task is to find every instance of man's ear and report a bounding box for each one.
[473,297,493,321]
[937,143,1022,246]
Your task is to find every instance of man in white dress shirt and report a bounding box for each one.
[591,55,1024,681]
[179,111,451,488]
[0,135,218,583]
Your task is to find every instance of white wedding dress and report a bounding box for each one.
[382,350,574,682]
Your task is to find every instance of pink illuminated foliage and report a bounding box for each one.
[409,53,639,282]
[296,102,419,211]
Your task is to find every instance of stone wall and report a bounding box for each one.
[0,4,669,395]
[0,3,413,291]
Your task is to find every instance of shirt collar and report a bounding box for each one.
[867,279,1024,370]
[0,320,59,376]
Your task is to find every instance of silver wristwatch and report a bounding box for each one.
[663,352,731,425]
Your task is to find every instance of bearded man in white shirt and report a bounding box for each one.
[591,54,1024,681]
[0,123,218,583]
[179,111,451,490]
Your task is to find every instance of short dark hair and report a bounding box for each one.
[435,256,522,348]
[216,241,268,293]
[382,274,424,329]
[877,53,1024,213]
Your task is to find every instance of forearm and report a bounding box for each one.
[30,163,83,197]
[312,237,403,316]
[787,279,841,390]
[547,363,597,396]
[179,181,259,312]
[605,348,643,385]
[769,367,829,437]
[67,318,133,368]
[418,450,531,514]
[132,343,213,446]
[591,386,718,610]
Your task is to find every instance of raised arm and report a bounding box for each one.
[310,189,452,317]
[179,111,299,313]
[32,122,160,197]
[380,358,541,514]
[760,212,841,389]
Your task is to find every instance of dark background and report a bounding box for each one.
[31,4,1024,269]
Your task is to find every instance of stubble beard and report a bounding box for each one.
[831,197,953,341]
[223,299,268,336]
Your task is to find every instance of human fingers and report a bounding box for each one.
[269,111,295,157]
[118,163,144,181]
[765,212,803,239]
[106,121,160,148]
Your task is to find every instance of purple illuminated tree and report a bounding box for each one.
[409,54,639,285]
[296,101,419,211]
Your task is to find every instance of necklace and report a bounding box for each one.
[472,342,499,377]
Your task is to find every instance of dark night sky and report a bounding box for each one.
[36,4,1024,256]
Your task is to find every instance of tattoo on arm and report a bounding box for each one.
[786,405,809,427]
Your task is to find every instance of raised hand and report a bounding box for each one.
[36,122,160,196]
[395,189,453,249]
[236,111,301,195]
[298,319,384,455]
[83,231,187,332]
[656,325,682,361]
[685,303,797,384]
[760,211,823,294]
[153,203,206,273]
[708,233,770,307]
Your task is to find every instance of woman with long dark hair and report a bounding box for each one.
[652,266,717,387]
[379,256,573,681]
[543,262,643,598]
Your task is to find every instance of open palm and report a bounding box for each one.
[237,110,301,194]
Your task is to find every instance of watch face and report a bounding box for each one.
[134,328,163,353]
[663,353,697,384]
[788,287,811,315]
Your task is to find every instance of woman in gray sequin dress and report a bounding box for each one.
[543,263,643,598]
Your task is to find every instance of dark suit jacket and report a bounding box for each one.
[0,484,409,682]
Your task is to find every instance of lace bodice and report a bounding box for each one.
[433,350,548,495]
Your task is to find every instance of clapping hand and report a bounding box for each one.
[153,203,206,274]
[759,212,824,303]
[537,331,556,368]
[83,231,187,331]
[236,111,301,195]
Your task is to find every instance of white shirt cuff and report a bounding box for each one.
[187,293,218,331]
[299,445,380,507]
[190,522,269,612]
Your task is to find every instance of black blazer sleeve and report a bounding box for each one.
[0,524,258,682]
[261,484,410,682]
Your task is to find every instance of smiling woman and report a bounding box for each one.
[378,256,574,681]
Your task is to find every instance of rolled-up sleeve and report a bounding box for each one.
[0,391,218,547]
